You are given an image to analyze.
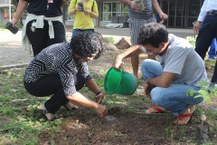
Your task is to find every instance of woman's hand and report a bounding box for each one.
[84,10,91,15]
[70,8,78,15]
[96,91,104,104]
[96,104,107,117]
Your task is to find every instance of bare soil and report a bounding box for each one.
[36,46,217,145]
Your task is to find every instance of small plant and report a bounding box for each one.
[187,81,217,121]
[187,81,217,144]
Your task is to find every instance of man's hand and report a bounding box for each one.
[193,21,202,35]
[130,1,141,10]
[159,12,168,21]
[112,55,123,71]
[12,18,19,26]
[144,82,154,98]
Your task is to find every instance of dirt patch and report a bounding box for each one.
[35,47,217,145]
[37,108,180,145]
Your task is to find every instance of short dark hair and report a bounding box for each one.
[70,32,103,59]
[137,23,168,48]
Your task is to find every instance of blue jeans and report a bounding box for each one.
[141,59,203,116]
[208,38,217,59]
[72,29,94,38]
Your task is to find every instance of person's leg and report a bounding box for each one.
[44,72,86,113]
[129,18,143,77]
[26,20,49,56]
[141,59,163,100]
[129,17,156,77]
[140,59,203,121]
[209,18,217,84]
[214,38,217,54]
[150,84,203,116]
[140,59,163,79]
[211,38,217,84]
[47,21,66,46]
[24,74,68,114]
[24,72,86,114]
[195,15,215,59]
[211,61,217,84]
[208,38,217,59]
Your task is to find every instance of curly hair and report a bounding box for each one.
[137,23,168,48]
[70,32,103,59]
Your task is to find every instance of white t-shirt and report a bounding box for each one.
[157,34,208,86]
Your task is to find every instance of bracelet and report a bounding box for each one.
[96,91,102,96]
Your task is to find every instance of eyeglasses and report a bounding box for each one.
[74,53,97,62]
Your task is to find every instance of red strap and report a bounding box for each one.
[177,113,192,120]
[150,106,164,112]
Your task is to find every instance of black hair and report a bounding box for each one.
[70,32,103,59]
[137,23,169,48]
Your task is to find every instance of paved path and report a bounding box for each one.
[0,30,32,68]
[0,27,193,68]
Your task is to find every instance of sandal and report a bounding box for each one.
[38,105,54,121]
[175,113,193,125]
[175,105,195,125]
[42,109,54,121]
[146,106,165,114]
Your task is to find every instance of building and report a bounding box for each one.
[0,0,204,28]
[0,0,13,22]
[93,0,204,28]
[158,0,204,28]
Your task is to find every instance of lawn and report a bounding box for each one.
[0,36,217,145]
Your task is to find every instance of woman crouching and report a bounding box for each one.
[23,32,106,120]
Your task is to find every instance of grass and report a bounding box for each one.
[0,68,62,144]
[0,30,217,144]
[0,65,217,144]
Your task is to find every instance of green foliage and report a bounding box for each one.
[186,80,217,104]
[186,35,197,48]
[103,36,115,44]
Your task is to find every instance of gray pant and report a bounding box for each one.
[129,17,156,45]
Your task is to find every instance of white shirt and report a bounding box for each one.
[197,0,217,22]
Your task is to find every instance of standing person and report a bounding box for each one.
[119,0,168,78]
[12,0,66,56]
[208,38,217,60]
[24,32,107,120]
[193,0,217,86]
[113,23,208,125]
[68,0,98,37]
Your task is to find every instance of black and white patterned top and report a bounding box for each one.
[24,42,92,96]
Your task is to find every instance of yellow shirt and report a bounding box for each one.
[68,0,98,29]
